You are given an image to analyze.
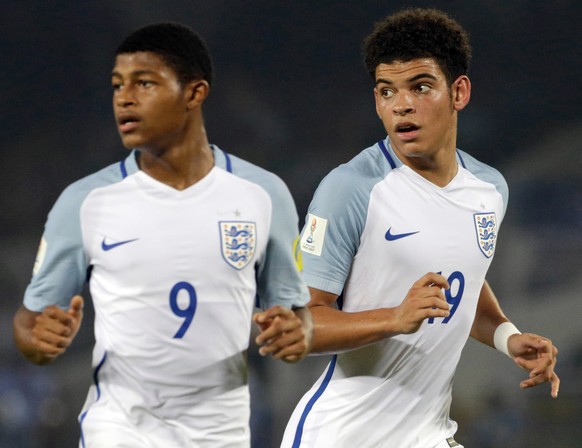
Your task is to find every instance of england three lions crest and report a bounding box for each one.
[473,212,497,258]
[220,221,256,270]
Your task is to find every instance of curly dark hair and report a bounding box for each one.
[115,22,214,87]
[363,8,471,86]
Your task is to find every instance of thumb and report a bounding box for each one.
[68,295,84,317]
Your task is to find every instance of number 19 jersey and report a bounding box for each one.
[283,139,508,448]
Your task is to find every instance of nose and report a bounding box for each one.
[114,85,136,108]
[393,92,414,116]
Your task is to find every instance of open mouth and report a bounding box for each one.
[395,123,419,140]
[396,123,418,132]
[118,114,140,133]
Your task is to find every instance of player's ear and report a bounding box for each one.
[452,75,471,111]
[185,79,210,109]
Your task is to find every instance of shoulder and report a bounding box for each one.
[226,152,294,205]
[458,149,509,201]
[50,159,128,217]
[312,143,393,213]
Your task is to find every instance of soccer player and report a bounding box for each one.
[282,8,559,448]
[13,23,313,447]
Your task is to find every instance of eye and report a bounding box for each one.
[111,82,122,91]
[416,83,431,93]
[380,88,395,98]
[138,79,155,87]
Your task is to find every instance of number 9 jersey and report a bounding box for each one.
[24,146,309,448]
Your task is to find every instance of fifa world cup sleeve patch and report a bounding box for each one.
[300,213,328,257]
[33,237,47,275]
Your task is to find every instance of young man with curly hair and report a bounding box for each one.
[282,8,558,448]
[13,23,313,447]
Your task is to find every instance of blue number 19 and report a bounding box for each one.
[428,271,465,324]
[169,281,197,338]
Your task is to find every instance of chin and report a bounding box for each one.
[119,135,143,149]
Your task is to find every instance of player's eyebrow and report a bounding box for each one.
[375,73,438,86]
[111,69,158,78]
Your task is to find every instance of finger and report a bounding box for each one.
[416,272,449,289]
[31,330,70,353]
[425,307,450,319]
[550,372,560,398]
[272,341,309,363]
[528,356,555,378]
[43,306,75,326]
[416,292,450,312]
[35,313,72,336]
[30,337,63,357]
[262,334,307,359]
[68,295,84,318]
[257,323,304,354]
[527,337,553,353]
[256,320,301,346]
[254,306,293,325]
[514,357,545,374]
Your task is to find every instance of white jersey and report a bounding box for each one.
[282,139,508,448]
[24,146,309,448]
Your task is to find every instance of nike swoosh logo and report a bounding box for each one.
[385,228,419,241]
[101,238,139,251]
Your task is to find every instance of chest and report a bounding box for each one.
[80,180,270,286]
[359,171,502,273]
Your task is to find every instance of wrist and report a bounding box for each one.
[493,321,521,357]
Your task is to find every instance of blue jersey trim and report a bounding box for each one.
[120,159,128,178]
[93,351,107,399]
[79,352,108,448]
[377,140,396,169]
[222,149,233,173]
[456,150,467,169]
[291,355,337,448]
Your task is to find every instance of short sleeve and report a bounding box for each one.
[23,183,89,311]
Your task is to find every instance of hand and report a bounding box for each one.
[31,295,84,360]
[508,332,559,398]
[394,272,450,334]
[253,305,312,363]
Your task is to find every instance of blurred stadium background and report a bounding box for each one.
[1,1,581,446]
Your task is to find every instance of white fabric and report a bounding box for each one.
[493,321,521,357]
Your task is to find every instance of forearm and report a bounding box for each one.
[309,305,398,354]
[470,280,509,348]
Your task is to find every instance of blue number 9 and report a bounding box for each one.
[169,281,197,338]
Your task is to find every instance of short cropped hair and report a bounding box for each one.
[116,22,214,87]
[363,8,472,86]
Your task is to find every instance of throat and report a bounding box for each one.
[137,147,215,190]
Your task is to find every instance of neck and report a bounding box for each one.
[402,150,459,187]
[137,126,214,190]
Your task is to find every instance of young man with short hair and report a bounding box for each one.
[13,22,313,447]
[282,8,558,448]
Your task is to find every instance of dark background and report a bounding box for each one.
[1,1,581,447]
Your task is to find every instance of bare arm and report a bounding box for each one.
[13,295,84,365]
[469,280,509,346]
[307,272,451,354]
[470,280,559,398]
[253,305,314,363]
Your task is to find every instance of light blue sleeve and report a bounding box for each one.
[227,154,310,309]
[23,157,134,311]
[301,146,391,296]
[457,149,509,218]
